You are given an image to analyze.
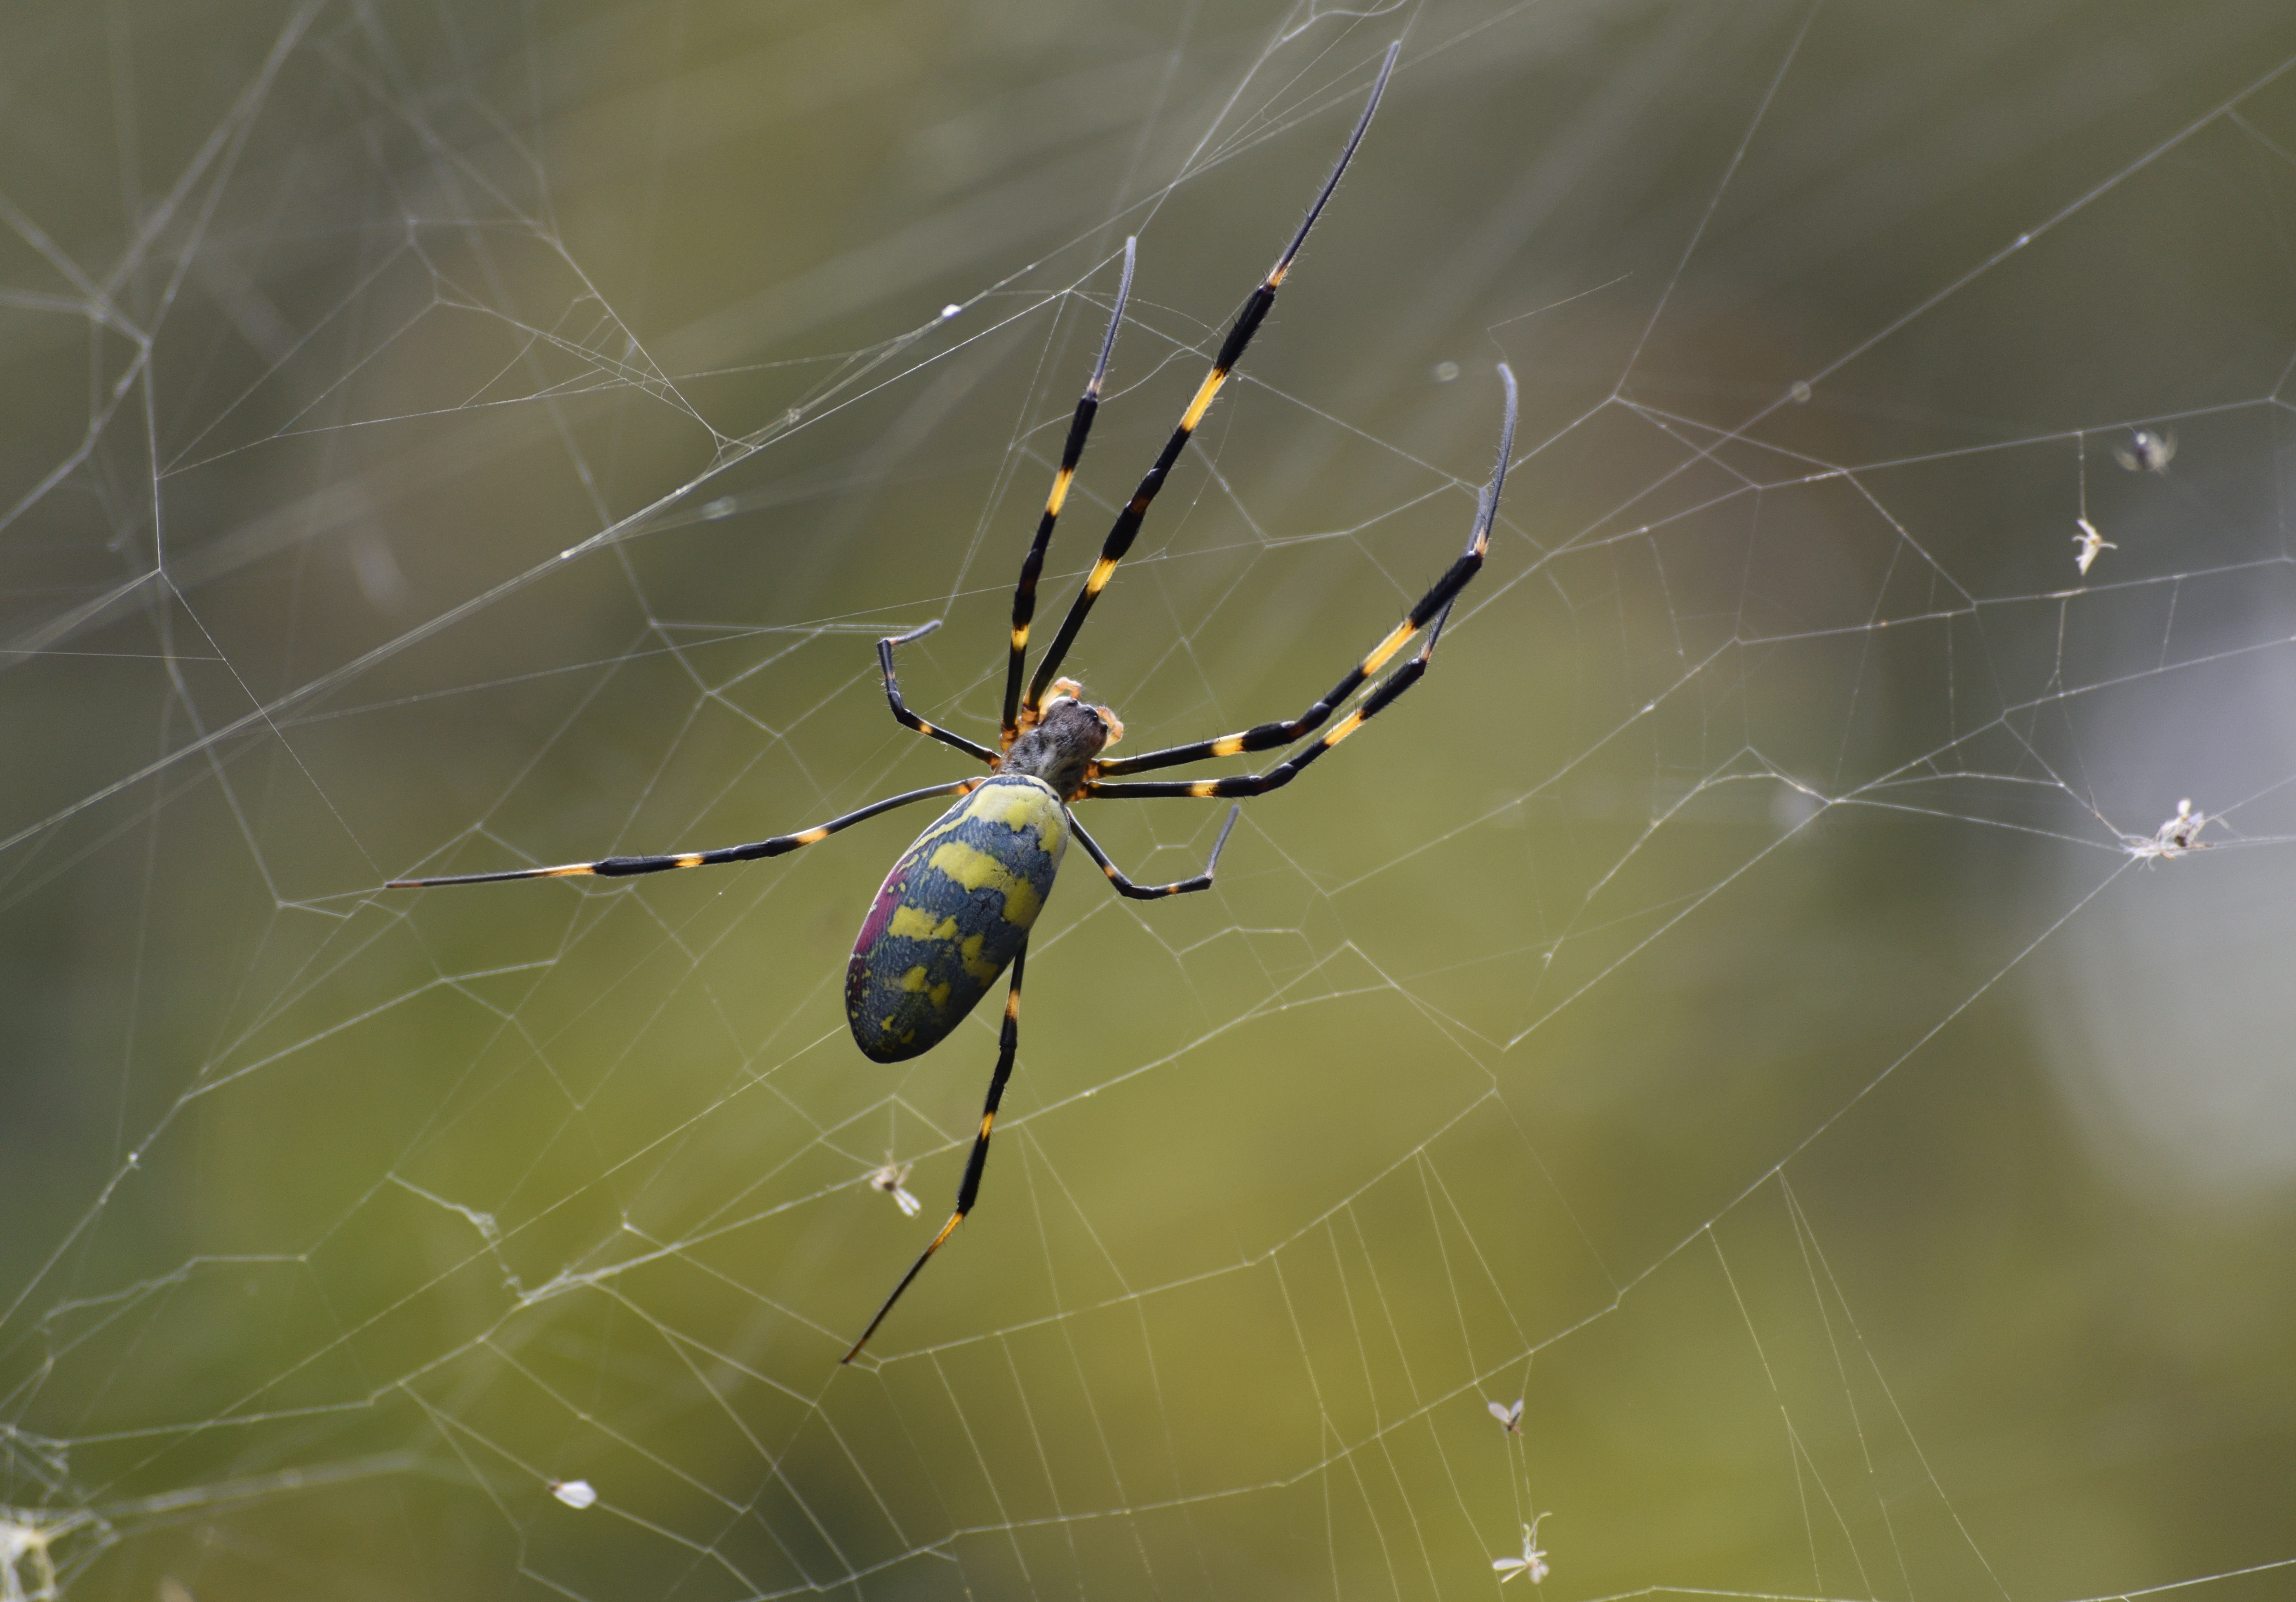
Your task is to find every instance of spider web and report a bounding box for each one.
[3,1,2294,1598]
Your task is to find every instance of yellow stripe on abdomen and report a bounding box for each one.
[888,906,961,942]
[963,780,1065,854]
[928,840,1045,927]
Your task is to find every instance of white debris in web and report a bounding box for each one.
[550,1480,598,1510]
[2115,426,2176,473]
[867,1159,922,1217]
[2123,798,2211,861]
[0,1509,108,1602]
[1491,1513,1550,1584]
[2073,517,2115,575]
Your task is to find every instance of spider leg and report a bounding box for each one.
[1021,42,1401,718]
[1068,803,1239,898]
[1092,364,1516,782]
[880,620,997,765]
[1002,239,1137,744]
[1085,603,1459,801]
[385,778,979,888]
[843,942,1027,1363]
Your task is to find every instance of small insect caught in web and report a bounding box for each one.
[2073,517,2115,576]
[1487,1396,1524,1434]
[2114,426,2176,474]
[867,1158,922,1217]
[1492,1513,1550,1584]
[549,1479,597,1510]
[2123,797,2211,862]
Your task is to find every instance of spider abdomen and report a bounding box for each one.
[846,775,1068,1062]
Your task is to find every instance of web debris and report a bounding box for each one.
[2123,798,2213,862]
[867,1157,924,1217]
[1491,1513,1550,1585]
[2114,426,2177,473]
[0,1511,110,1602]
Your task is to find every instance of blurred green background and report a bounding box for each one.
[3,0,2295,1597]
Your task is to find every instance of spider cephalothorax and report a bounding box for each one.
[389,42,1519,1365]
[1001,681,1121,798]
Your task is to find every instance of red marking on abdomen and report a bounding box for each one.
[852,857,913,960]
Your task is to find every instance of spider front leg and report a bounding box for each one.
[879,619,997,765]
[1084,601,1460,801]
[1002,239,1136,745]
[1069,804,1240,898]
[843,943,1028,1363]
[1093,364,1517,780]
[1019,45,1401,721]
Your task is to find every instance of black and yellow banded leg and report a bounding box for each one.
[1021,43,1402,718]
[1085,605,1459,803]
[384,778,980,888]
[1095,364,1518,779]
[880,620,998,765]
[1002,240,1137,744]
[1068,803,1240,898]
[842,943,1028,1363]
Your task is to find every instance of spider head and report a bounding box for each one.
[1003,683,1121,797]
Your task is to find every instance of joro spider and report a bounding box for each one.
[389,42,1518,1362]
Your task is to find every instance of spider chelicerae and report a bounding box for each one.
[390,41,1518,1361]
